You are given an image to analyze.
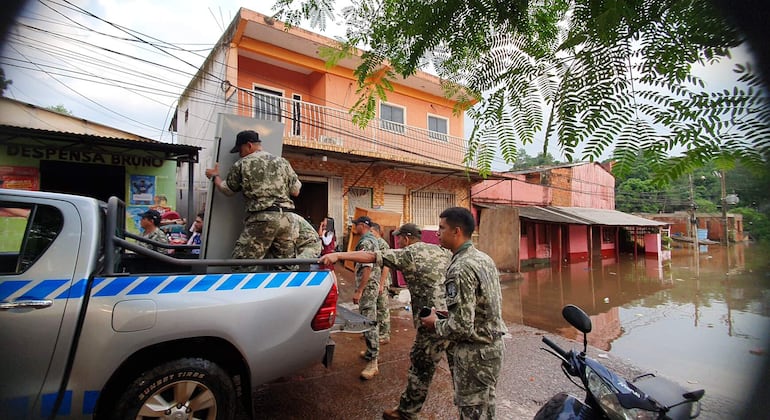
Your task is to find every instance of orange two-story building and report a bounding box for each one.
[173,8,485,241]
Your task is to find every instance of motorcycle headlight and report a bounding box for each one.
[586,366,658,420]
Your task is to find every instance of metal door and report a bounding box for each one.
[0,198,81,417]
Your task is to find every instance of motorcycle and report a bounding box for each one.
[535,304,705,420]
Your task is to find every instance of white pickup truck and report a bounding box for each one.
[0,189,366,419]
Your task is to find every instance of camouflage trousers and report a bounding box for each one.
[377,288,391,340]
[358,277,381,360]
[447,338,504,420]
[232,211,298,272]
[396,328,449,419]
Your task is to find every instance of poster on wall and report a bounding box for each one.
[0,166,39,190]
[129,175,155,205]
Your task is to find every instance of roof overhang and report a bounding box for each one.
[0,125,201,163]
[283,146,508,183]
[476,204,668,227]
[551,206,668,227]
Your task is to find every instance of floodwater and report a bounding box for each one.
[503,242,770,408]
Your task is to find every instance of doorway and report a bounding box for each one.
[40,160,125,203]
[294,181,328,228]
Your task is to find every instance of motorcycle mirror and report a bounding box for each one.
[562,305,592,334]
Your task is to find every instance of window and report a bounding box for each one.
[254,86,283,122]
[428,115,448,141]
[0,203,63,274]
[380,103,405,133]
[347,187,372,223]
[602,227,615,243]
[410,191,455,227]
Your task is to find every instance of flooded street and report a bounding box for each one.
[508,242,770,410]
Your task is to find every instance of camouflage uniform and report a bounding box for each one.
[292,213,323,259]
[224,150,300,268]
[356,231,382,360]
[375,236,392,341]
[434,241,507,420]
[139,228,169,254]
[376,242,451,419]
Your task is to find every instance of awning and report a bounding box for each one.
[487,205,669,227]
[550,206,668,227]
[515,206,590,225]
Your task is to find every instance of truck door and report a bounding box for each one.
[0,198,81,417]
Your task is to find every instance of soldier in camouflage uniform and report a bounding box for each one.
[421,207,507,420]
[138,209,169,254]
[370,222,392,343]
[292,213,323,259]
[319,222,452,420]
[347,215,384,379]
[264,213,322,264]
[205,130,301,270]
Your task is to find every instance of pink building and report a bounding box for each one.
[472,163,667,271]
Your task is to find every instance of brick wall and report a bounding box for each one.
[288,156,471,222]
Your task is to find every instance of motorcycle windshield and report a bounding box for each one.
[584,358,660,412]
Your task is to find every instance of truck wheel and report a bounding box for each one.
[113,358,235,420]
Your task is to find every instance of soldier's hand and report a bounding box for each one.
[352,290,363,305]
[205,163,219,180]
[319,253,338,265]
[420,308,437,331]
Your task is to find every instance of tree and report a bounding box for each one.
[272,0,770,178]
[509,150,560,170]
[46,104,72,115]
[0,67,11,96]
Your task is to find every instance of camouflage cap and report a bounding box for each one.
[351,215,372,226]
[230,130,261,153]
[393,223,421,237]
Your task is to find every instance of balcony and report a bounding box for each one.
[232,90,471,170]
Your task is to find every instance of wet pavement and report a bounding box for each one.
[248,264,706,419]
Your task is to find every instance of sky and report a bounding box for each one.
[1,0,758,172]
[2,0,332,142]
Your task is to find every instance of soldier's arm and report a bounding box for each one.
[318,251,376,266]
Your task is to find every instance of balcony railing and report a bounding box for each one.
[231,90,472,170]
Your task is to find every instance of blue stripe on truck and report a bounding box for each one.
[0,271,329,300]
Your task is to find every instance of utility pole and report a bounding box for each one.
[688,174,699,251]
[720,170,728,245]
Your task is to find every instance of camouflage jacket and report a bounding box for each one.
[434,242,507,344]
[225,150,300,212]
[376,241,451,327]
[139,228,169,254]
[354,232,381,286]
[292,213,322,259]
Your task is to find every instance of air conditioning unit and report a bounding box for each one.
[319,135,343,146]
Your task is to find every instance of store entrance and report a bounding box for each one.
[40,160,125,203]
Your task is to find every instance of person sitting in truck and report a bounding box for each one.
[138,209,169,254]
[204,130,302,269]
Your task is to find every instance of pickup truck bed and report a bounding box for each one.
[0,189,367,419]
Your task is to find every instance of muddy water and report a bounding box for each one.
[503,242,770,408]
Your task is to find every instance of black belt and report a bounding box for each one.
[259,205,293,213]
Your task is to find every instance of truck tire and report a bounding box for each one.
[113,357,236,420]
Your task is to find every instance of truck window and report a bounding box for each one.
[0,202,64,274]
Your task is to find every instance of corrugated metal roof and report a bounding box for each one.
[551,206,668,227]
[515,206,590,224]
[0,125,200,160]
